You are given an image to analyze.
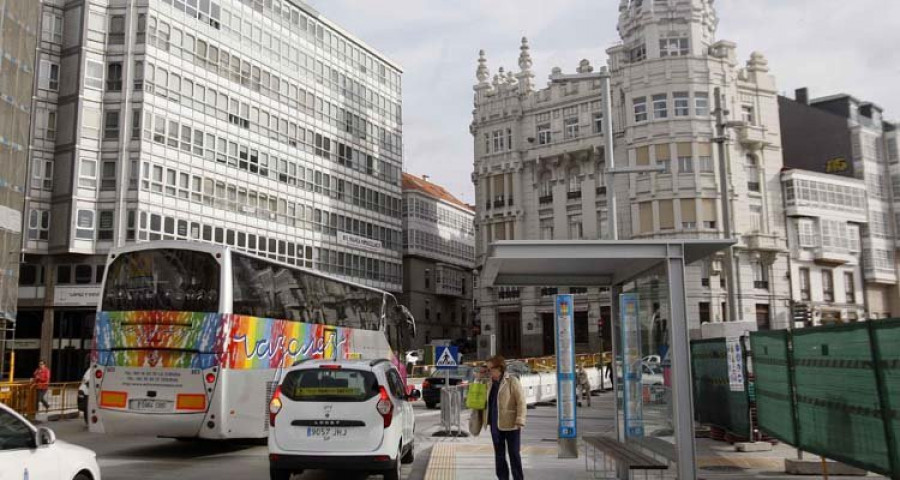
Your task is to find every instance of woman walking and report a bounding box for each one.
[473,355,527,480]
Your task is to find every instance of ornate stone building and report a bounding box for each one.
[471,0,790,358]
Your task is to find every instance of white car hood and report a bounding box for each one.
[53,439,97,458]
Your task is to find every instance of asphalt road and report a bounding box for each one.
[48,402,444,480]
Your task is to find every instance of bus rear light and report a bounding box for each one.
[205,373,216,384]
[376,386,393,428]
[99,391,127,408]
[176,394,206,411]
[269,386,283,427]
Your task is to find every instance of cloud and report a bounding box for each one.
[304,0,899,203]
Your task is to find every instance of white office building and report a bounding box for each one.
[18,0,403,380]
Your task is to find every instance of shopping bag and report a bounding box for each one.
[468,408,483,437]
[466,381,487,410]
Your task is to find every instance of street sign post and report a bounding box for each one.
[555,294,578,458]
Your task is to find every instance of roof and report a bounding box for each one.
[402,173,473,212]
[483,240,735,287]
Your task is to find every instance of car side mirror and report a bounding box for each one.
[36,427,56,447]
[407,389,421,401]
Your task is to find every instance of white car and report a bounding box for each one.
[0,402,101,480]
[268,359,420,480]
[405,350,422,366]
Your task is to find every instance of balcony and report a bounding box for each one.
[595,186,607,196]
[567,190,582,200]
[737,125,769,148]
[747,182,760,193]
[813,247,854,266]
[539,194,553,205]
[493,199,506,209]
[753,280,770,290]
[744,233,785,252]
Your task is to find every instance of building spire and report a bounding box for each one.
[476,49,490,85]
[516,37,535,93]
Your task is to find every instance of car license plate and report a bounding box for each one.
[306,427,348,439]
[129,399,172,411]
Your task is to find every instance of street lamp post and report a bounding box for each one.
[712,87,744,323]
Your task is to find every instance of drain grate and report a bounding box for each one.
[700,465,747,472]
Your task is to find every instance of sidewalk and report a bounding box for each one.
[422,391,880,480]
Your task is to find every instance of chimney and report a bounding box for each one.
[422,174,430,182]
[795,88,808,105]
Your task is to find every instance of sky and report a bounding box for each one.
[304,0,900,204]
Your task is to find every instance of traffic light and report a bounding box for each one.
[791,302,812,327]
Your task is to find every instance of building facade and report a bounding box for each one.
[781,169,868,325]
[471,0,790,358]
[17,0,403,380]
[401,173,475,350]
[0,0,40,376]
[780,90,900,319]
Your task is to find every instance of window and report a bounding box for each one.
[108,15,125,44]
[564,117,579,139]
[0,407,34,450]
[76,210,95,239]
[97,210,114,240]
[32,159,53,190]
[673,143,693,172]
[537,123,551,145]
[27,209,50,240]
[104,63,123,93]
[844,272,856,304]
[752,260,769,289]
[797,219,817,247]
[822,270,834,302]
[695,92,709,116]
[568,215,583,239]
[633,97,647,123]
[748,205,763,232]
[85,60,104,89]
[39,60,60,91]
[629,43,646,63]
[741,105,755,125]
[101,161,116,190]
[652,94,667,119]
[847,224,860,252]
[681,198,696,230]
[673,92,690,116]
[799,268,811,301]
[699,302,710,323]
[593,112,603,133]
[79,159,97,188]
[42,11,63,43]
[755,304,770,330]
[540,218,553,240]
[655,144,670,173]
[104,111,120,139]
[659,37,689,57]
[82,107,101,139]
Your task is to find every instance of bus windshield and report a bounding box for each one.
[102,249,220,312]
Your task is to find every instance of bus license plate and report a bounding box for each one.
[306,427,348,439]
[129,399,172,411]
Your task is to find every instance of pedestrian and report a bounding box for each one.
[576,365,591,407]
[473,355,526,480]
[32,359,51,413]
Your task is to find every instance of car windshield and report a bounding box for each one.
[280,368,379,402]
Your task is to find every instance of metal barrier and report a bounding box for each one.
[0,381,81,420]
[439,385,465,437]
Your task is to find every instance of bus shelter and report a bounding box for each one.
[482,240,734,479]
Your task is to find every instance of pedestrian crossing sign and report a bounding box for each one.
[435,346,459,370]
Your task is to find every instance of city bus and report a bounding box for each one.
[88,241,414,439]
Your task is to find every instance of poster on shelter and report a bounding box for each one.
[726,337,745,392]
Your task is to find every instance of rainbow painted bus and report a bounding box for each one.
[88,242,414,439]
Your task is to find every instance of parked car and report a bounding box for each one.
[0,402,101,480]
[77,370,90,424]
[421,365,475,409]
[405,350,423,366]
[267,359,420,480]
[505,360,532,378]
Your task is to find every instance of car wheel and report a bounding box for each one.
[73,473,92,480]
[425,402,437,409]
[401,440,415,464]
[269,466,292,480]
